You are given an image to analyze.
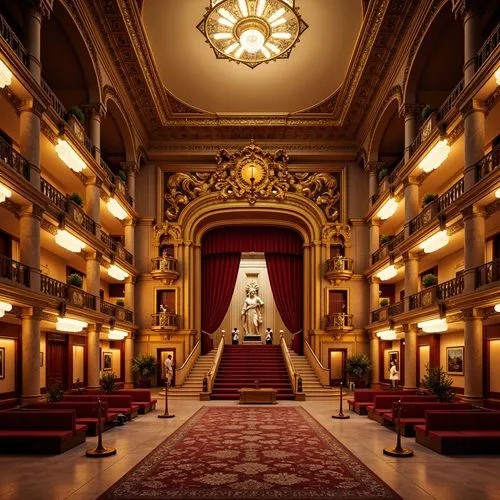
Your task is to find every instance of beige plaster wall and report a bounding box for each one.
[489,340,500,393]
[437,248,463,282]
[0,338,16,393]
[72,345,85,384]
[40,332,46,389]
[439,331,464,388]
[40,248,73,284]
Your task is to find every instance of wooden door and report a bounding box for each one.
[328,348,347,386]
[157,348,176,387]
[46,335,68,390]
[328,290,347,314]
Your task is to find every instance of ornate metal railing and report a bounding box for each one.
[40,275,67,299]
[372,245,390,265]
[41,79,67,121]
[40,178,66,211]
[100,231,116,251]
[437,275,464,300]
[325,257,354,273]
[100,158,115,183]
[151,312,178,329]
[475,145,500,183]
[408,275,464,311]
[40,275,97,310]
[325,313,353,330]
[116,243,133,265]
[389,230,405,250]
[0,253,30,287]
[0,135,30,181]
[475,258,500,288]
[436,78,464,122]
[101,301,134,323]
[388,157,405,185]
[151,256,178,272]
[388,301,403,317]
[476,21,500,70]
[437,178,464,212]
[371,306,388,323]
[409,201,439,234]
[101,301,116,316]
[0,14,29,66]
[409,114,436,158]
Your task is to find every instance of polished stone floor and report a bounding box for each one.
[1,396,500,500]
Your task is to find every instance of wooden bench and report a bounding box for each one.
[239,388,277,404]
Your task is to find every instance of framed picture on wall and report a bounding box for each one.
[388,351,399,371]
[0,347,4,378]
[103,351,113,371]
[40,352,44,368]
[446,346,464,374]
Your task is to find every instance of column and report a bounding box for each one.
[24,2,46,82]
[403,252,420,306]
[121,162,138,203]
[124,276,135,314]
[462,309,484,403]
[365,162,383,204]
[124,334,134,389]
[404,324,417,390]
[369,277,380,313]
[21,307,42,405]
[85,252,101,309]
[463,206,485,292]
[454,1,481,85]
[19,99,43,189]
[87,323,101,389]
[84,177,101,237]
[20,205,42,291]
[124,219,136,256]
[401,104,418,161]
[403,177,419,238]
[85,103,105,163]
[368,219,380,257]
[462,100,486,191]
[370,332,380,388]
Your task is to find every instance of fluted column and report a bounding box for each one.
[401,104,419,161]
[20,205,42,291]
[368,219,380,257]
[124,335,134,389]
[87,324,101,389]
[21,307,43,404]
[462,99,486,191]
[124,219,136,256]
[404,324,417,390]
[463,206,485,293]
[370,332,380,388]
[462,308,484,403]
[19,99,43,189]
[404,177,419,238]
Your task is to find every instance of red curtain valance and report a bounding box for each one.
[202,227,303,256]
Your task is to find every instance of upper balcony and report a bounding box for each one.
[408,274,464,311]
[0,136,31,183]
[0,253,30,288]
[151,311,179,331]
[40,275,97,312]
[101,300,134,324]
[151,256,179,284]
[325,313,354,335]
[324,257,353,285]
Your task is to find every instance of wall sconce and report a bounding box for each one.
[0,301,13,317]
[55,139,86,173]
[417,317,448,333]
[419,230,449,254]
[107,197,128,220]
[0,183,12,203]
[0,60,13,88]
[107,264,129,281]
[108,329,128,340]
[376,329,396,340]
[56,317,88,333]
[55,229,86,253]
[377,198,398,220]
[419,139,450,173]
[376,265,397,281]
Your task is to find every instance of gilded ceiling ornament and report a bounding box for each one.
[163,143,341,223]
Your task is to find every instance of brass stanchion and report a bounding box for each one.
[332,381,350,419]
[158,379,175,419]
[86,398,117,457]
[383,400,413,457]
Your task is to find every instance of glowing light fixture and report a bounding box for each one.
[376,265,397,281]
[495,304,500,313]
[419,230,449,254]
[417,318,448,333]
[107,198,128,220]
[419,139,450,173]
[377,198,398,220]
[495,67,500,86]
[0,301,13,318]
[55,139,86,173]
[55,229,86,253]
[376,329,396,340]
[108,329,128,340]
[107,264,129,281]
[0,60,12,88]
[495,188,500,198]
[56,317,88,333]
[0,183,12,203]
[198,0,308,68]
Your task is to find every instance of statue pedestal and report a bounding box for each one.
[243,335,262,344]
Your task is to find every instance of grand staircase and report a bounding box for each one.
[211,345,294,400]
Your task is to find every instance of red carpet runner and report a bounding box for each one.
[100,407,401,499]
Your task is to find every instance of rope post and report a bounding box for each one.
[86,398,116,457]
[383,400,413,457]
[332,381,350,419]
[158,378,175,419]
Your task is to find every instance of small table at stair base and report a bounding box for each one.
[239,388,277,404]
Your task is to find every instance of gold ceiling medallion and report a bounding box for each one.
[197,0,308,69]
[163,143,341,222]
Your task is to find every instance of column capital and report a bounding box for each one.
[19,97,45,117]
[402,251,420,262]
[120,161,139,175]
[19,203,44,220]
[87,322,103,333]
[403,176,420,188]
[398,103,422,119]
[84,250,103,262]
[365,161,385,173]
[21,306,44,320]
[23,0,53,19]
[369,331,381,341]
[125,276,137,285]
[452,0,481,19]
[124,217,137,227]
[461,307,485,320]
[368,219,380,228]
[461,98,487,118]
[368,276,380,285]
[85,175,103,188]
[82,102,106,119]
[462,204,486,221]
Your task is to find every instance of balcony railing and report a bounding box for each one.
[436,78,464,122]
[151,256,178,273]
[100,159,115,183]
[409,114,436,158]
[475,145,500,184]
[475,258,500,288]
[388,157,405,185]
[325,313,354,330]
[41,275,97,310]
[40,178,66,210]
[41,79,67,122]
[0,253,30,287]
[388,301,403,317]
[437,179,464,212]
[0,135,31,181]
[100,231,133,265]
[476,21,500,70]
[325,257,354,273]
[408,275,464,311]
[152,312,178,329]
[409,201,439,235]
[372,230,404,265]
[371,306,388,323]
[101,301,134,323]
[0,14,29,66]
[437,275,464,300]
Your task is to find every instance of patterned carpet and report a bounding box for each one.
[100,407,401,499]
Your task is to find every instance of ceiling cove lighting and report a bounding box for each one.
[495,304,500,313]
[376,329,396,340]
[0,60,13,88]
[418,139,451,173]
[107,197,128,220]
[377,197,398,220]
[0,183,12,203]
[495,67,500,86]
[107,264,129,281]
[197,0,308,68]
[55,139,86,173]
[56,317,88,333]
[0,301,13,318]
[108,329,129,340]
[495,188,500,198]
[54,229,86,253]
[419,230,449,254]
[376,265,397,281]
[417,318,448,333]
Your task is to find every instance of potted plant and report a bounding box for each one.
[46,382,64,402]
[68,192,83,207]
[422,273,438,288]
[380,234,392,245]
[118,169,127,182]
[380,298,390,307]
[422,193,438,207]
[116,298,125,307]
[132,354,157,388]
[66,105,85,125]
[421,364,455,402]
[378,168,388,182]
[346,353,372,389]
[67,273,83,288]
[421,104,437,122]
[100,372,117,393]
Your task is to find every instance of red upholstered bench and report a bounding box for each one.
[348,390,416,415]
[367,395,437,423]
[0,409,86,454]
[415,410,500,454]
[64,395,139,420]
[110,390,157,414]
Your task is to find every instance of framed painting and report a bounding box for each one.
[446,346,464,375]
[40,352,44,368]
[103,351,113,371]
[0,347,4,379]
[388,350,399,371]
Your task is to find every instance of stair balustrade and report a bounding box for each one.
[176,340,201,388]
[280,335,298,393]
[304,340,330,387]
[207,334,225,394]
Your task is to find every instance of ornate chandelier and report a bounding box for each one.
[197,0,308,68]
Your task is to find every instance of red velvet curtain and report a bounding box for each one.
[265,253,303,354]
[201,253,241,353]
